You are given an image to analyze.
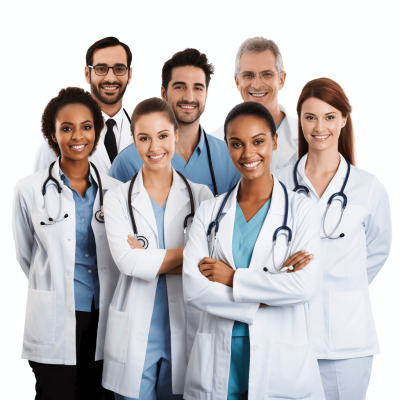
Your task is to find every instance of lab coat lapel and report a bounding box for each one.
[278,104,298,162]
[130,169,158,238]
[164,169,189,230]
[96,137,112,170]
[119,112,133,152]
[215,184,239,270]
[89,164,103,224]
[251,177,286,267]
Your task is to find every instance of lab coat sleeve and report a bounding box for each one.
[33,140,57,173]
[364,177,391,284]
[233,200,321,307]
[103,189,166,282]
[12,182,34,278]
[183,202,259,324]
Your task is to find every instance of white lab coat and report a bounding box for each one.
[183,177,325,400]
[273,153,391,359]
[33,108,132,174]
[12,159,121,365]
[210,104,298,171]
[101,168,213,399]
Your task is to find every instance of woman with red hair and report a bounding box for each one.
[274,78,391,400]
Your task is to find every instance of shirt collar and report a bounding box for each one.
[196,125,205,154]
[102,106,124,132]
[59,168,94,187]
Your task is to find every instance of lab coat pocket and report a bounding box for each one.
[186,332,215,392]
[104,308,130,364]
[24,289,56,345]
[267,340,314,399]
[329,290,367,350]
[186,310,202,360]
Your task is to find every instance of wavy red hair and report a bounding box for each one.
[297,78,356,166]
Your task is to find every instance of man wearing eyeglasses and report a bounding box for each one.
[211,37,298,171]
[33,37,133,174]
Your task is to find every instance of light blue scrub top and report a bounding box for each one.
[232,200,271,336]
[228,200,270,398]
[109,126,241,196]
[147,197,171,356]
[60,170,100,312]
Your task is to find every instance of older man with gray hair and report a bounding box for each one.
[211,37,298,171]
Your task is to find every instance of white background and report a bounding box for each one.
[2,0,399,398]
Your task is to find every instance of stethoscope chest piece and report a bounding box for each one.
[136,235,149,249]
[95,209,105,223]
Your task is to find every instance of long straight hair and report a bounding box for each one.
[297,78,356,166]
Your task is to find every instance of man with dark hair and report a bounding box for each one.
[110,48,240,196]
[33,37,133,174]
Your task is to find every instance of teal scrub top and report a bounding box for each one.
[232,199,271,336]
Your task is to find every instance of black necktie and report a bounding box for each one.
[104,119,118,163]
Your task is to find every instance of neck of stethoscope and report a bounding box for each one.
[128,170,195,247]
[41,160,104,225]
[203,131,218,197]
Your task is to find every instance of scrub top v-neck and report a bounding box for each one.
[147,197,170,356]
[227,199,270,399]
[232,199,271,336]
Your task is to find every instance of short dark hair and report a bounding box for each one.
[41,87,104,157]
[162,48,215,90]
[86,37,132,68]
[131,97,178,137]
[224,102,276,142]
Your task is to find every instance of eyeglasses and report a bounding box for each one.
[88,65,129,76]
[238,71,281,82]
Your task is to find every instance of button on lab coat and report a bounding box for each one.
[182,177,325,400]
[273,154,391,359]
[101,168,213,399]
[12,159,121,365]
[210,104,298,171]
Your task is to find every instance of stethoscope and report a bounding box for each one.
[40,160,104,225]
[127,170,195,249]
[206,180,293,273]
[293,158,351,239]
[203,132,218,197]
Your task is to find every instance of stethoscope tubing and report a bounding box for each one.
[41,159,104,225]
[207,180,292,274]
[127,170,195,249]
[292,157,351,239]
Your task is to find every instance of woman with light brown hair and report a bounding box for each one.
[274,78,391,400]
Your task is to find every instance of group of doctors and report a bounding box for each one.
[12,36,391,400]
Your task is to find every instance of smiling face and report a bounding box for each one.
[161,66,207,125]
[133,112,178,172]
[226,114,277,182]
[235,50,286,109]
[301,97,347,154]
[52,103,96,162]
[85,45,132,106]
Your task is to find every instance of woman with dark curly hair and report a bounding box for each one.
[12,87,120,399]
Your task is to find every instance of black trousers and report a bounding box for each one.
[29,302,114,400]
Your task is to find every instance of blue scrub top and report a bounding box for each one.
[60,171,100,312]
[109,126,241,196]
[147,197,171,356]
[232,200,270,336]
